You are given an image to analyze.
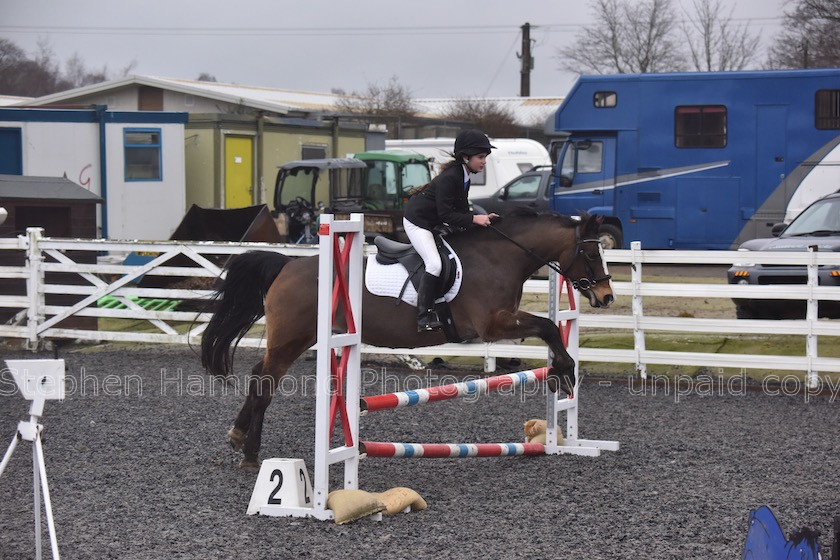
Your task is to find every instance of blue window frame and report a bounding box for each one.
[124,128,162,181]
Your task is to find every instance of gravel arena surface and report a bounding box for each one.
[1,344,838,559]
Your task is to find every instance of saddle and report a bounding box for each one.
[373,236,463,342]
[374,237,457,297]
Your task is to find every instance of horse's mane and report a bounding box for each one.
[463,208,594,239]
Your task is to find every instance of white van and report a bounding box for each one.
[384,137,551,200]
[783,141,840,223]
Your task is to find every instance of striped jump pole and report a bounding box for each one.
[360,367,549,413]
[361,441,546,459]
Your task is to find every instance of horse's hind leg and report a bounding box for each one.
[228,361,264,452]
[238,365,277,471]
[238,339,312,470]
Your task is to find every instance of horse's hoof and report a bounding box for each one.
[228,427,245,451]
[547,371,574,397]
[239,458,260,472]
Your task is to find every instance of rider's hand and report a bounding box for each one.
[473,213,498,227]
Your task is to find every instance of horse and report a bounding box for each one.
[201,210,615,469]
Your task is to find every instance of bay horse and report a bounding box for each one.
[201,210,614,469]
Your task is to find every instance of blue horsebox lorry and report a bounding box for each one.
[547,69,840,249]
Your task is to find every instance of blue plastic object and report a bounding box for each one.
[743,505,820,560]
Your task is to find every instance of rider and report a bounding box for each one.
[403,129,500,332]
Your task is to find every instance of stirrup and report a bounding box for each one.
[417,312,443,332]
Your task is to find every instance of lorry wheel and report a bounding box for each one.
[598,224,622,250]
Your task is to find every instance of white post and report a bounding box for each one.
[25,228,45,350]
[545,269,619,456]
[806,245,819,390]
[630,241,647,380]
[312,213,364,520]
[545,267,561,452]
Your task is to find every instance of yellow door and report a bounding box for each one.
[224,136,254,208]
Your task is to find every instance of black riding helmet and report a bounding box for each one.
[454,129,496,157]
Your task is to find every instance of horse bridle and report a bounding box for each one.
[487,223,612,290]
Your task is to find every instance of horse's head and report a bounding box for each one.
[561,214,615,309]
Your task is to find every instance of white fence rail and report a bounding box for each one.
[2,229,840,384]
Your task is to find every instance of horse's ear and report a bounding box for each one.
[583,213,602,235]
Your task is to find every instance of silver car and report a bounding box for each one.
[727,192,840,319]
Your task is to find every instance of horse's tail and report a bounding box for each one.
[201,250,292,377]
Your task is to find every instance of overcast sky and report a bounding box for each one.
[2,0,786,99]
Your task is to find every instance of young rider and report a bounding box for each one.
[402,129,499,332]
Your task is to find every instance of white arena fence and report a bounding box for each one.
[2,229,840,385]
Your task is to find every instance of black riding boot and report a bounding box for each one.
[416,272,443,332]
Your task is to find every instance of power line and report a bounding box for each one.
[0,15,788,39]
[0,23,540,37]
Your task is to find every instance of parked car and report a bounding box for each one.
[470,165,623,249]
[727,191,840,319]
[470,165,552,215]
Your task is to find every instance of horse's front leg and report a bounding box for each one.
[482,309,576,396]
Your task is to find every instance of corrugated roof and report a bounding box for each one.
[413,96,563,127]
[0,175,102,202]
[16,75,561,126]
[0,94,32,107]
[16,75,354,116]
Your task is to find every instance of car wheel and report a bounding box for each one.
[598,224,623,250]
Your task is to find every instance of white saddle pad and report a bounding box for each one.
[364,239,463,307]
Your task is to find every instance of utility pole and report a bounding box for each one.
[518,22,534,97]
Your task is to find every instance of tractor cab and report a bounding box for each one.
[273,158,366,243]
[352,150,432,241]
[273,153,431,243]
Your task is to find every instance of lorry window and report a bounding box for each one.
[675,105,727,148]
[577,142,603,173]
[815,89,840,129]
[594,91,617,108]
[560,143,576,181]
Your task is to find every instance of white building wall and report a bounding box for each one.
[1,110,187,240]
[105,122,186,240]
[12,121,102,196]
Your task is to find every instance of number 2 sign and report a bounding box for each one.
[246,458,313,515]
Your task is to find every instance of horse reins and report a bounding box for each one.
[487,223,611,290]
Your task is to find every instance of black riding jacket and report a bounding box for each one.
[403,163,474,230]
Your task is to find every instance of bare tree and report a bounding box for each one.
[802,0,840,22]
[767,0,840,68]
[556,0,686,74]
[0,38,133,96]
[63,53,110,89]
[681,0,761,71]
[334,75,417,120]
[0,39,29,95]
[196,72,217,82]
[442,98,520,138]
